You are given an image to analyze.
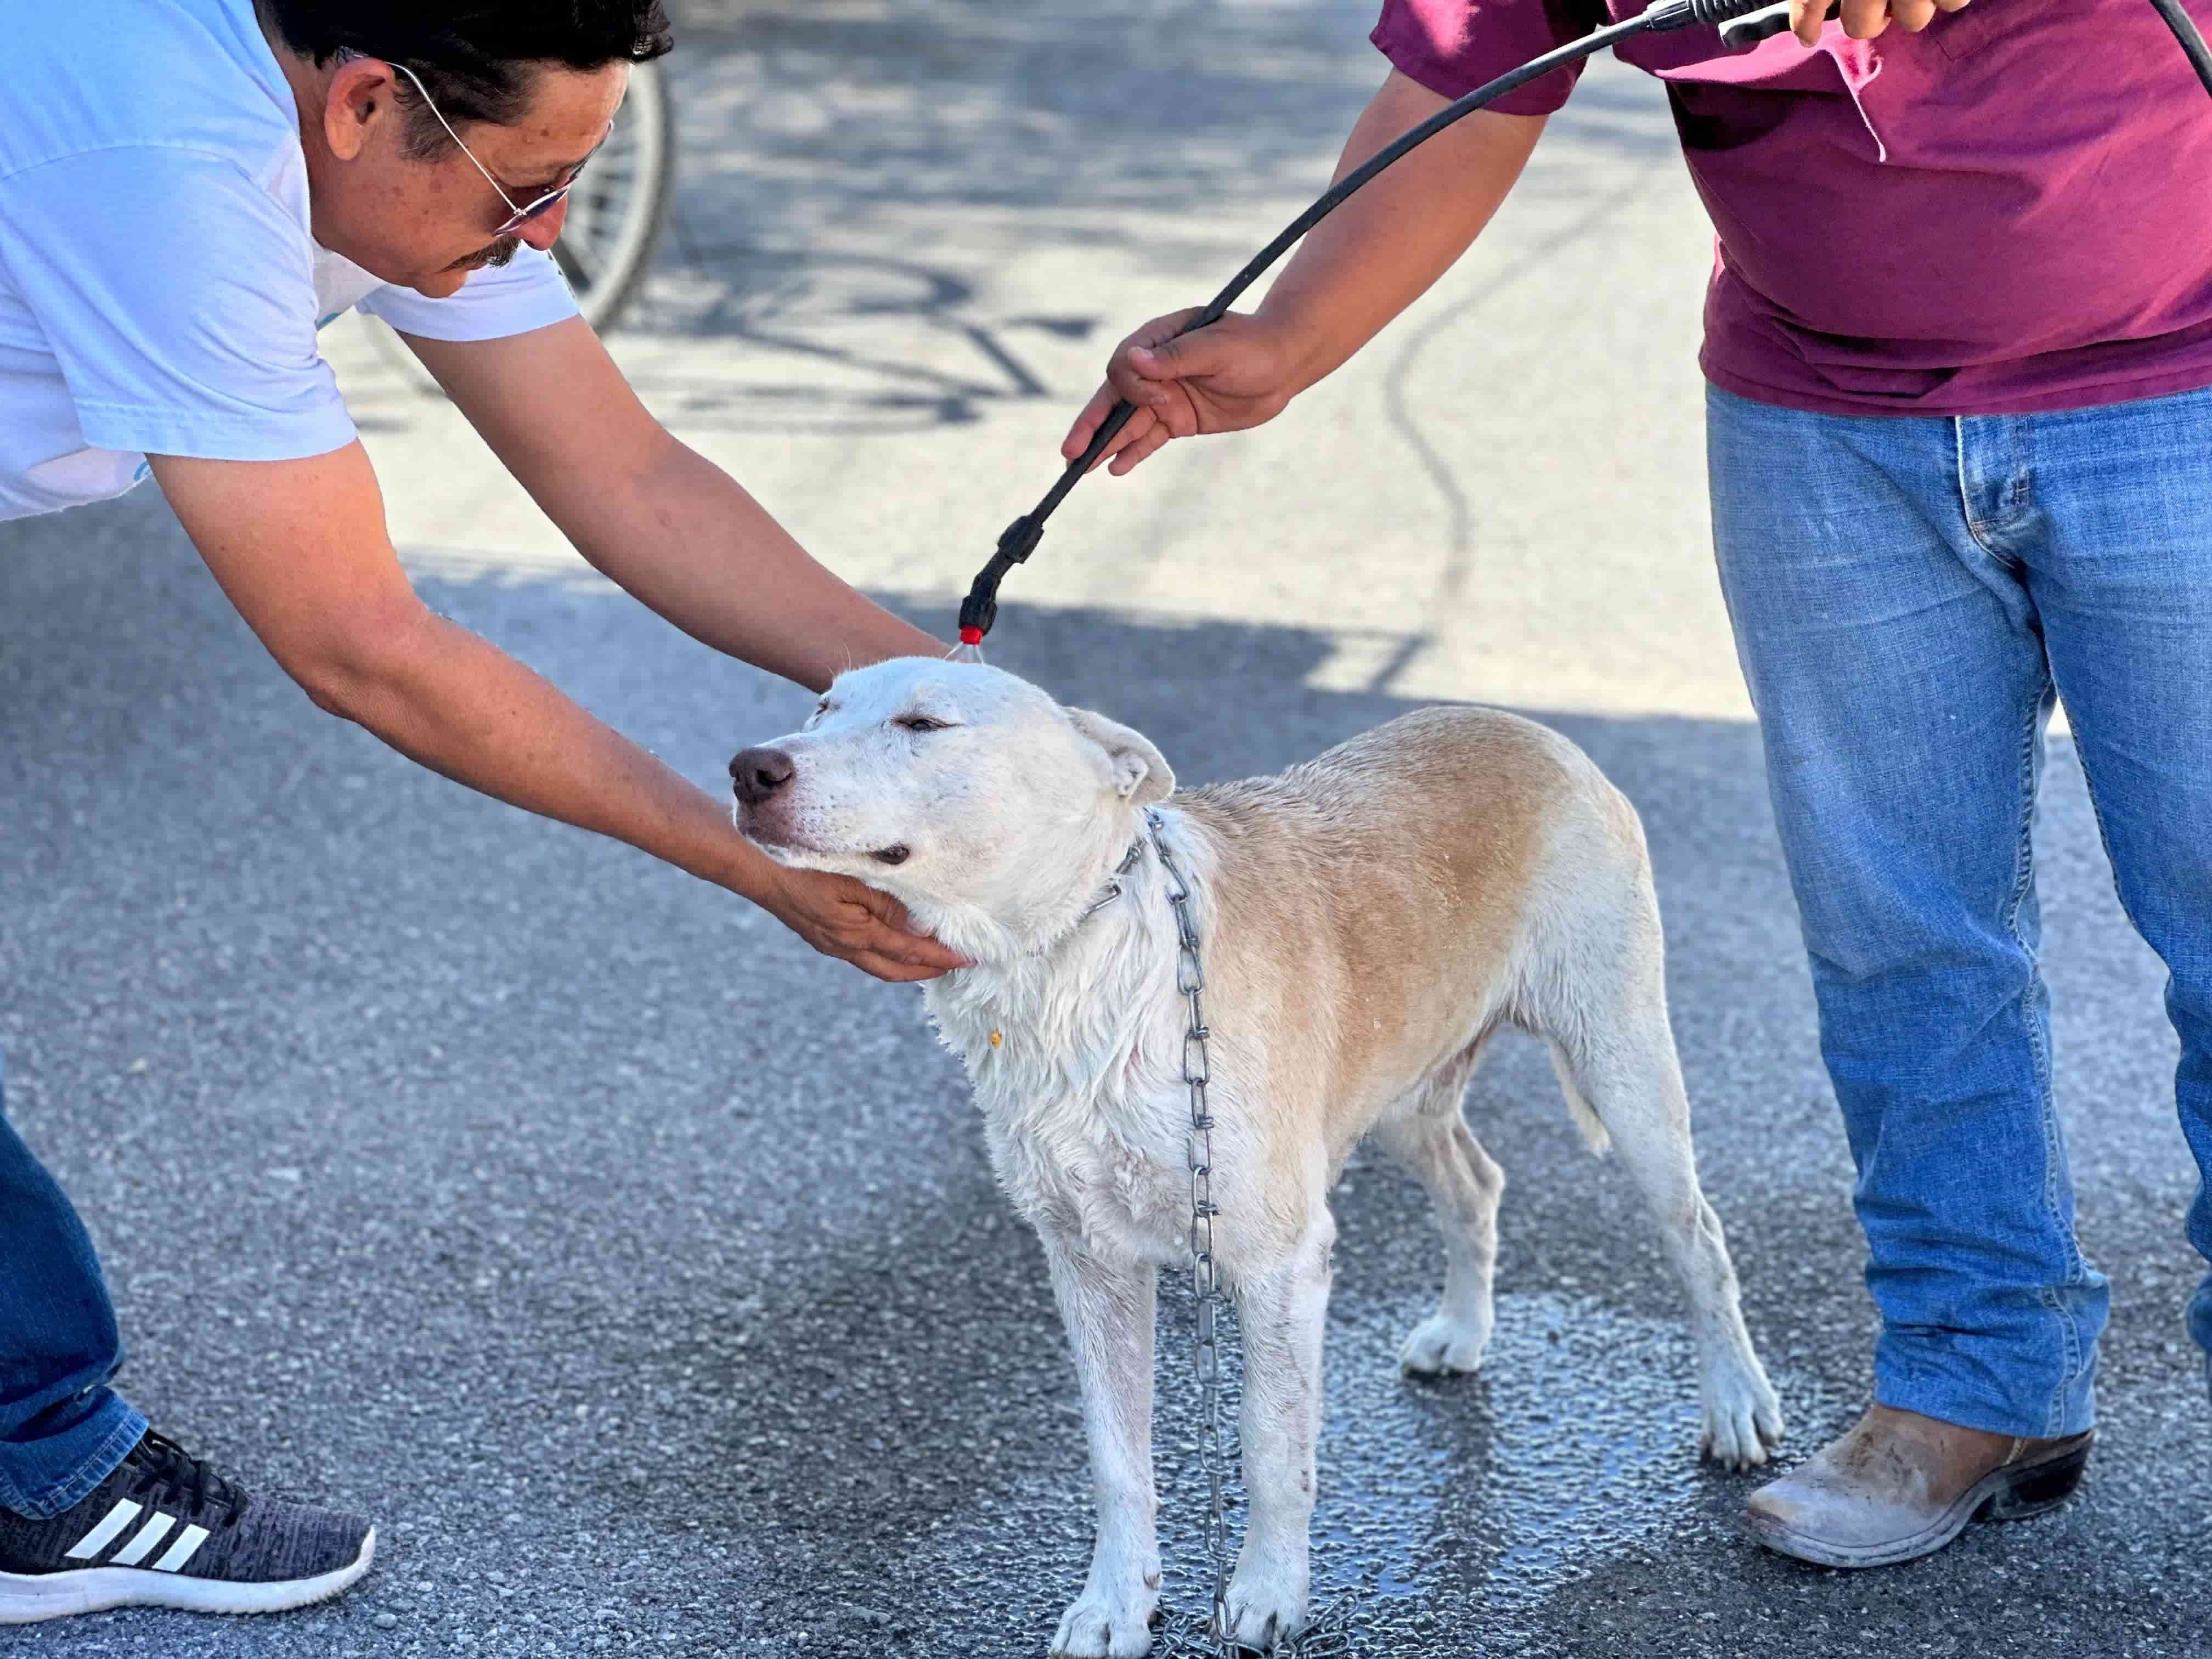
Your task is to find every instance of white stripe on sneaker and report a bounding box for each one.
[62,1500,142,1561]
[149,1525,208,1573]
[106,1511,177,1567]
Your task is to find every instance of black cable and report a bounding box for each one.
[958,0,2212,645]
[2148,0,2212,97]
[1058,9,1680,496]
[956,2,1728,643]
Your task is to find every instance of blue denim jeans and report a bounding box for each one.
[0,1051,146,1517]
[1707,381,2212,1438]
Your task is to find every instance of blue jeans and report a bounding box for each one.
[1708,382,2212,1437]
[0,1052,146,1517]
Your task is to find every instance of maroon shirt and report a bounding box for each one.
[1373,0,2212,415]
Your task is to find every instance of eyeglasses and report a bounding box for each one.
[340,50,580,237]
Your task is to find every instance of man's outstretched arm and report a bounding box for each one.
[151,443,965,983]
[400,316,939,695]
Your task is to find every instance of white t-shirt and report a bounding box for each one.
[0,0,579,522]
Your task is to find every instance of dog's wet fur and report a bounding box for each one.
[732,658,1784,1656]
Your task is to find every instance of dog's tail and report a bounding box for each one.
[1543,1039,1612,1155]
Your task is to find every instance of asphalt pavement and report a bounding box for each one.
[4,3,2208,1657]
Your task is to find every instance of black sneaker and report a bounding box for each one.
[0,1430,374,1623]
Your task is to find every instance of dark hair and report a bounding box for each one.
[263,2,673,156]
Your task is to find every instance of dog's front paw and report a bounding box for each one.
[1397,1310,1491,1377]
[1699,1357,1787,1470]
[1222,1561,1309,1655]
[1048,1584,1158,1659]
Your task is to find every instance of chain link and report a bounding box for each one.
[1143,810,1363,1659]
[1145,807,1232,1639]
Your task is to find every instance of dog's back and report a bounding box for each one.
[1171,704,1644,1161]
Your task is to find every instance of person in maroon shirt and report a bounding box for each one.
[1065,0,2212,1570]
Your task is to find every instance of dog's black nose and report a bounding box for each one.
[729,747,795,806]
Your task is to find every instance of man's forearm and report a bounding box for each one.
[1259,75,1547,395]
[591,436,944,693]
[154,441,962,981]
[408,319,944,695]
[323,604,774,896]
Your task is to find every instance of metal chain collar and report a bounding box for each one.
[1142,809,1359,1659]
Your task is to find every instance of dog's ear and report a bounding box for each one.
[1065,707,1175,806]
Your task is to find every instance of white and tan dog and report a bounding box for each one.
[730,658,1784,1657]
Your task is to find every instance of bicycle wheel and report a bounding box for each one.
[555,58,676,334]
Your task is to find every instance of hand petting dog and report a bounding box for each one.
[758,864,968,982]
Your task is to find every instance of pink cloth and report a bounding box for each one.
[1373,0,2212,414]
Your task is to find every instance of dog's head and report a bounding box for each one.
[729,658,1173,951]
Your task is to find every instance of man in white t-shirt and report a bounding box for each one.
[0,0,963,1623]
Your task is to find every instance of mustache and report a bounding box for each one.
[445,235,523,273]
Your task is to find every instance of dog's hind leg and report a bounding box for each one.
[1533,866,1787,1468]
[1373,1053,1505,1378]
[1043,1240,1161,1659]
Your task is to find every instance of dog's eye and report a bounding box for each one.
[896,716,949,733]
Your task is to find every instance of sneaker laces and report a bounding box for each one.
[126,1431,251,1530]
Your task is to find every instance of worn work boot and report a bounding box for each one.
[1742,1403,2092,1569]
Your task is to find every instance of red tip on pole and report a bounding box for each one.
[958,626,984,646]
